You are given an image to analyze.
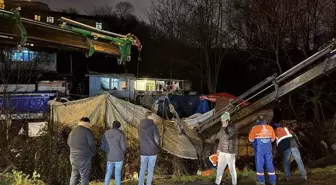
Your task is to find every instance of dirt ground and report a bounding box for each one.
[151,173,336,185]
[152,178,336,185]
[93,166,336,185]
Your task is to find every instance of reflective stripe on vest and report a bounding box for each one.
[276,127,292,145]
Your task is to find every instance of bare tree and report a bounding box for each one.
[293,0,332,57]
[86,5,115,17]
[115,1,135,18]
[228,0,332,74]
[150,0,235,94]
[227,0,295,74]
[0,48,41,145]
[59,7,79,15]
[324,0,336,38]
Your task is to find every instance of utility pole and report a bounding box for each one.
[170,60,172,79]
[70,54,73,75]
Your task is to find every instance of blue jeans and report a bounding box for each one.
[69,157,92,185]
[104,161,123,185]
[138,155,157,185]
[283,147,307,180]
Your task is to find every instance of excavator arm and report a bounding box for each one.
[0,9,142,65]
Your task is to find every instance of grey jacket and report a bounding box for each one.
[67,125,96,159]
[101,128,126,162]
[139,119,160,156]
[208,123,236,154]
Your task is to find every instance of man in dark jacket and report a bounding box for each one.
[208,111,237,185]
[67,117,96,185]
[101,121,126,185]
[138,112,160,185]
[272,123,307,183]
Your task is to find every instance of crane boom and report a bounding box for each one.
[0,8,141,65]
[197,39,336,134]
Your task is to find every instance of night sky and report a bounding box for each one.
[39,0,151,21]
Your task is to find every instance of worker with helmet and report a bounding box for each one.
[248,116,276,185]
[271,123,307,183]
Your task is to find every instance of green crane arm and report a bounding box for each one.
[0,8,27,50]
[0,9,142,65]
[60,24,136,64]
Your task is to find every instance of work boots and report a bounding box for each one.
[286,177,307,184]
[301,178,308,184]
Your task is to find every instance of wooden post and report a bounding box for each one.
[161,96,165,147]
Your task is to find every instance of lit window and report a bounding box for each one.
[101,78,110,89]
[46,16,54,23]
[110,78,119,89]
[96,22,103,30]
[0,0,4,9]
[34,15,41,21]
[10,48,56,63]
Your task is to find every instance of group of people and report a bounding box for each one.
[209,112,307,185]
[67,112,160,185]
[66,110,307,185]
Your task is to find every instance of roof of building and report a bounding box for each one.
[5,0,50,11]
[86,71,189,81]
[87,71,136,79]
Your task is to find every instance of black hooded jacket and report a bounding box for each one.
[139,119,160,156]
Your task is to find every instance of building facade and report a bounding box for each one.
[87,72,192,100]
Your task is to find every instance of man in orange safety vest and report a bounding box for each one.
[272,123,307,183]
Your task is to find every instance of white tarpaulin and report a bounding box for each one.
[183,109,215,128]
[49,93,274,159]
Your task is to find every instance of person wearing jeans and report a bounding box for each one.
[104,161,123,185]
[139,155,157,185]
[68,117,96,185]
[69,158,92,185]
[101,121,127,185]
[272,123,307,183]
[207,112,237,185]
[284,147,306,181]
[138,112,160,185]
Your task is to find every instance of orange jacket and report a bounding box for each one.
[274,127,293,145]
[248,124,276,153]
[248,124,276,142]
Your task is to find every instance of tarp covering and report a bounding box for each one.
[200,92,250,106]
[157,95,202,119]
[49,93,199,159]
[195,99,210,114]
[49,93,274,160]
[183,109,215,129]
